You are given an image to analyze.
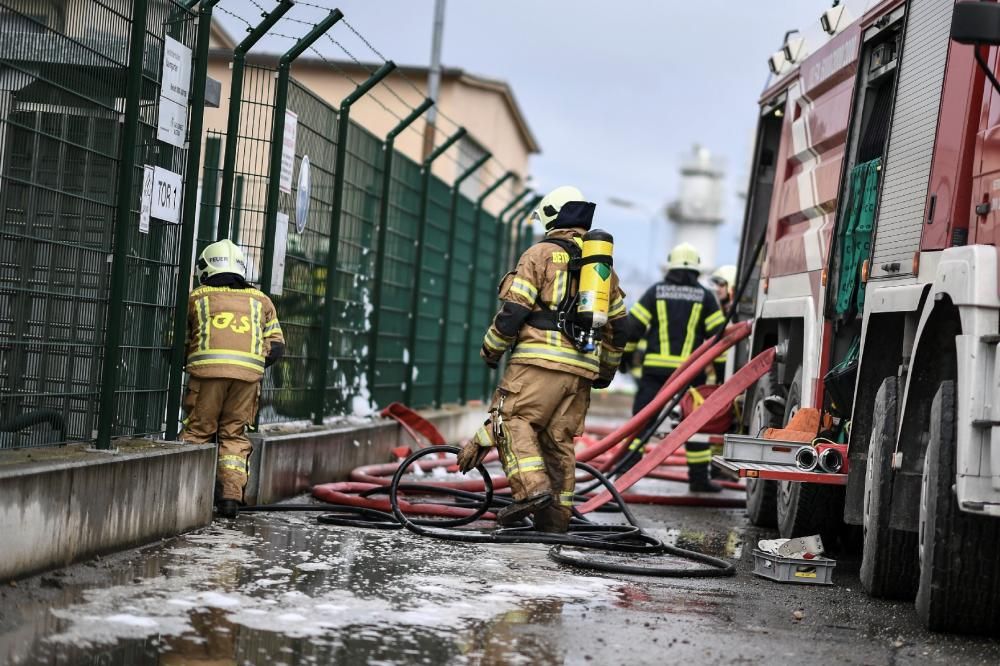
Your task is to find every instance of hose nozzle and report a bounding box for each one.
[818,447,844,474]
[795,446,818,472]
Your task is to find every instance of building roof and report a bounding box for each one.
[207,22,539,154]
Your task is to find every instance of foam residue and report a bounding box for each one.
[44,517,621,652]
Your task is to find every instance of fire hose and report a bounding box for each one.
[247,445,737,578]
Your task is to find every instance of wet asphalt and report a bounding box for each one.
[2,480,999,665]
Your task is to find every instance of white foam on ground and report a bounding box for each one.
[46,519,623,649]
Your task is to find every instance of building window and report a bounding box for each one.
[456,134,487,200]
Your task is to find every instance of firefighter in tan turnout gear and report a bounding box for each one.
[181,239,285,519]
[457,186,629,533]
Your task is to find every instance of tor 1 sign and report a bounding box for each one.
[151,166,183,224]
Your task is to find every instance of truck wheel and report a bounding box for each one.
[776,368,843,541]
[745,374,779,527]
[916,381,1000,636]
[859,376,917,599]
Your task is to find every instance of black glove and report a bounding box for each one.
[481,344,501,369]
[457,439,491,473]
[593,376,612,390]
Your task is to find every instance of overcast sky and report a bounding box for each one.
[218,0,833,296]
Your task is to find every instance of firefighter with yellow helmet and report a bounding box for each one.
[180,239,285,519]
[456,186,630,533]
[624,242,726,492]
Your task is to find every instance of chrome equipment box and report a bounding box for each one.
[722,434,807,466]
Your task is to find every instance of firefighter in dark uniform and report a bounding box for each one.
[624,242,725,492]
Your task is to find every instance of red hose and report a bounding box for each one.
[578,347,775,513]
[576,322,752,463]
[311,331,759,517]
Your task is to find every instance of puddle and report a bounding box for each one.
[3,513,625,665]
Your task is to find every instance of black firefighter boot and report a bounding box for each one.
[532,504,571,534]
[496,492,553,526]
[217,499,240,519]
[688,463,722,493]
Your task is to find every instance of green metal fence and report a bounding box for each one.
[0,2,529,449]
[0,0,201,449]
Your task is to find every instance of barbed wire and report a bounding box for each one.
[216,0,523,207]
[289,0,515,179]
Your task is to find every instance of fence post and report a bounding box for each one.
[433,153,491,406]
[402,128,466,406]
[459,171,514,401]
[504,195,540,281]
[163,0,222,441]
[198,136,222,248]
[260,11,343,296]
[95,0,150,448]
[216,0,293,240]
[367,98,434,399]
[313,60,397,424]
[493,187,532,281]
[486,195,540,391]
[514,195,541,260]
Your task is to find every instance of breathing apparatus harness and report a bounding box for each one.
[525,228,615,353]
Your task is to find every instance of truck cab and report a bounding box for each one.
[732,0,1000,635]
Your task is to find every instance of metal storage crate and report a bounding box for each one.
[722,434,807,466]
[752,549,836,585]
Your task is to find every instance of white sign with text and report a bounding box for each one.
[151,166,183,224]
[279,110,298,194]
[271,212,289,296]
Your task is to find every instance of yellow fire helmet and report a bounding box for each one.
[534,185,584,229]
[196,239,247,283]
[712,264,737,287]
[666,242,701,271]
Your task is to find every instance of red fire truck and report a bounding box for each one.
[727,0,1000,634]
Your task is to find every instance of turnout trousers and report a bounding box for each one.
[490,363,591,530]
[180,377,260,502]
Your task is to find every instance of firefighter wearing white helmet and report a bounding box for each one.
[710,264,737,314]
[622,242,727,492]
[181,239,285,519]
[455,185,630,533]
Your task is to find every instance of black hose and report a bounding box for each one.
[246,446,735,577]
[0,409,66,437]
[387,446,735,577]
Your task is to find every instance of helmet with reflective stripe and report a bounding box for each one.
[534,185,585,230]
[666,242,701,271]
[197,239,247,282]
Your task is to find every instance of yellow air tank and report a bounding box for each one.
[576,229,614,330]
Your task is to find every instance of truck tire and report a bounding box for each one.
[776,368,843,541]
[916,381,1000,636]
[745,374,779,527]
[859,376,917,599]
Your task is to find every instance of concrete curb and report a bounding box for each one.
[0,406,484,581]
[247,406,484,504]
[0,440,216,581]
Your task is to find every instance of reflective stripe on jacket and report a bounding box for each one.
[482,228,627,381]
[625,271,723,376]
[185,285,284,382]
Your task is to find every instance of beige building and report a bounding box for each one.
[206,21,539,214]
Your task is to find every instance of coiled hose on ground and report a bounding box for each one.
[246,445,736,578]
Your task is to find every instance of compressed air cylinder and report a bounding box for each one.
[577,229,614,329]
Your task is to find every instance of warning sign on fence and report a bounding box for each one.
[279,110,298,194]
